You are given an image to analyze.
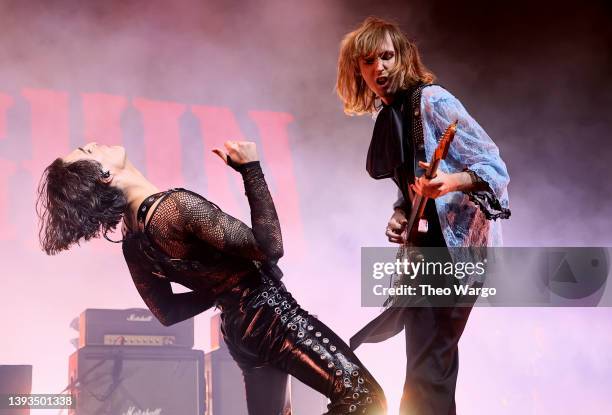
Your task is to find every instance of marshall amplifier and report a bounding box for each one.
[68,346,205,415]
[0,365,32,415]
[78,308,194,348]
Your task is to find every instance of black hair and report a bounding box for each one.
[36,158,127,255]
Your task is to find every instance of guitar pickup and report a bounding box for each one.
[418,218,429,233]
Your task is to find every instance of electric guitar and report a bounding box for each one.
[385,120,458,307]
[401,119,458,245]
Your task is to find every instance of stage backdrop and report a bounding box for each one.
[0,0,611,413]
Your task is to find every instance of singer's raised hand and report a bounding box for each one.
[212,140,259,167]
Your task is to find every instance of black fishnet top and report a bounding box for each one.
[122,162,283,326]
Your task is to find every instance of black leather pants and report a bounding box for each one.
[220,275,387,415]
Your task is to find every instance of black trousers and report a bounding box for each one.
[220,275,387,415]
[396,204,475,415]
[351,201,477,414]
[399,305,473,415]
[351,277,475,415]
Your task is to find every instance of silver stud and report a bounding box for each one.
[330,345,337,352]
[335,369,343,376]
[323,338,329,343]
[315,332,321,337]
[353,392,359,399]
[313,345,319,351]
[297,331,304,338]
[307,325,314,330]
[358,377,364,384]
[349,404,357,412]
[305,339,312,346]
[328,362,334,368]
[352,370,359,377]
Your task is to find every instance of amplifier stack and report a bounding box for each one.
[0,365,32,415]
[70,308,329,414]
[76,308,195,348]
[68,308,204,415]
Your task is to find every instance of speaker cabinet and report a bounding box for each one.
[204,345,246,415]
[68,346,204,415]
[0,365,32,415]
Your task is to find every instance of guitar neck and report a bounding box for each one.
[402,192,426,244]
[401,119,458,246]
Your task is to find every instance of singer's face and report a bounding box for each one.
[358,32,397,104]
[63,142,127,171]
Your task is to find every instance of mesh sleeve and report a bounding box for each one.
[122,237,215,326]
[148,162,283,261]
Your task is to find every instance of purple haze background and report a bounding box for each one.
[0,0,611,413]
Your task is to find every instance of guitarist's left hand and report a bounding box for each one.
[411,161,472,198]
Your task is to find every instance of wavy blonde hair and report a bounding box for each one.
[336,17,435,115]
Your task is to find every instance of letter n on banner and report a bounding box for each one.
[190,106,244,218]
[82,93,128,145]
[132,98,186,190]
[0,93,16,241]
[21,89,71,176]
[21,89,71,245]
[0,93,12,140]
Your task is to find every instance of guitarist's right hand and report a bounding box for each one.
[386,208,408,244]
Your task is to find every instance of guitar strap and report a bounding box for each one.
[404,83,438,202]
[410,84,429,177]
[389,83,439,208]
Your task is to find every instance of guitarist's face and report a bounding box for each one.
[358,32,397,105]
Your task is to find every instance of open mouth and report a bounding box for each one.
[376,76,388,86]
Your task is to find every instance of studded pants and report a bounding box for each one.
[220,275,387,415]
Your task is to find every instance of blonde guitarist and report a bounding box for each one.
[337,17,511,414]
